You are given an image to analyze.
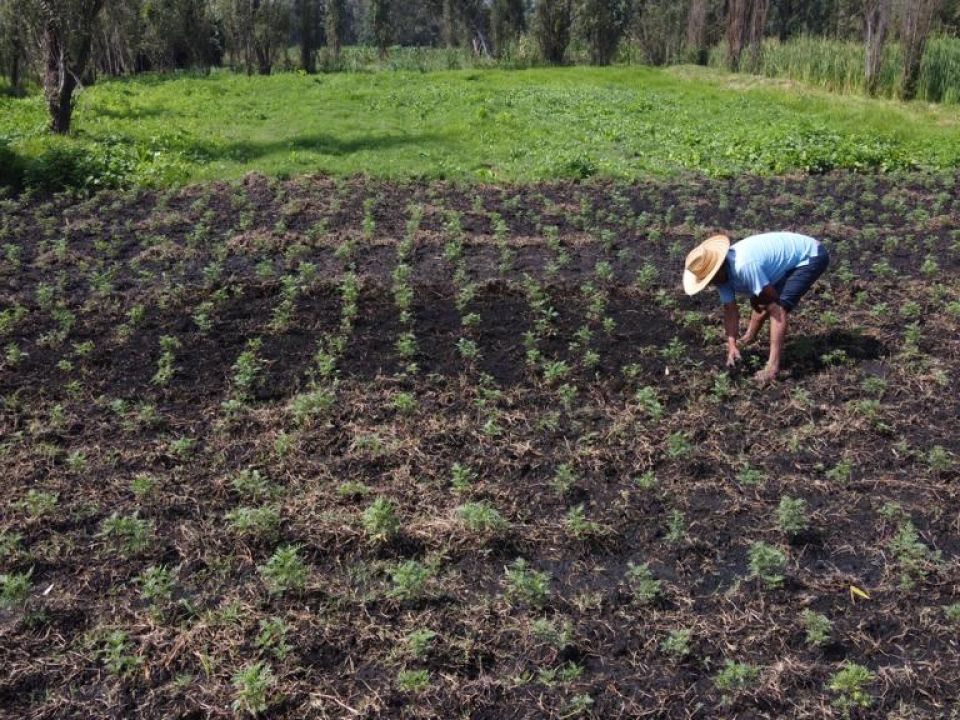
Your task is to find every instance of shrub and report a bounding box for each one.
[0,138,24,189]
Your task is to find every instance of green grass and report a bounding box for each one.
[1,64,958,189]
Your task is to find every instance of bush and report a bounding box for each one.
[0,137,25,189]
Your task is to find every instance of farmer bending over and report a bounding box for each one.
[682,232,830,382]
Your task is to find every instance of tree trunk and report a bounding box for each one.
[685,0,709,65]
[44,15,74,134]
[300,0,316,73]
[442,0,458,47]
[863,0,890,96]
[900,0,942,101]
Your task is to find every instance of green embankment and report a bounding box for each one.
[1,64,958,189]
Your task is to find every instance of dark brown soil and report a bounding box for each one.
[1,171,959,720]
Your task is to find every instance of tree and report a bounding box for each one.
[535,0,573,64]
[578,0,632,65]
[34,0,105,134]
[685,0,710,64]
[325,0,347,59]
[490,0,525,57]
[631,0,687,66]
[299,0,317,72]
[899,0,943,100]
[0,0,32,90]
[217,0,289,75]
[726,0,770,71]
[370,0,390,58]
[863,0,890,95]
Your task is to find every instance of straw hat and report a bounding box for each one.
[683,234,730,295]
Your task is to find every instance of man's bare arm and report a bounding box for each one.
[723,302,741,367]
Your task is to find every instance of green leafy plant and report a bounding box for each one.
[625,562,661,604]
[232,661,275,715]
[829,662,875,715]
[714,659,760,698]
[777,496,810,536]
[748,542,787,588]
[388,560,431,600]
[457,501,509,534]
[660,628,692,660]
[504,558,551,608]
[258,545,308,594]
[362,498,400,542]
[800,609,832,647]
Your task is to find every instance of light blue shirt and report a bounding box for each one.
[716,232,821,304]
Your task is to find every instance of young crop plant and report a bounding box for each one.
[396,668,431,694]
[403,629,436,661]
[231,468,274,501]
[665,432,692,459]
[229,337,265,403]
[829,663,875,716]
[564,505,603,540]
[14,490,59,518]
[362,498,400,542]
[100,513,154,556]
[504,559,551,608]
[287,386,336,427]
[232,661,276,716]
[227,506,281,541]
[449,462,474,494]
[390,390,418,415]
[624,562,661,604]
[1,570,31,608]
[748,542,788,588]
[531,616,573,649]
[665,509,686,545]
[100,630,144,678]
[634,386,664,422]
[777,496,810,536]
[887,520,941,589]
[800,609,833,647]
[137,565,175,607]
[152,335,180,387]
[388,560,431,600]
[255,617,292,661]
[713,659,761,700]
[258,545,308,595]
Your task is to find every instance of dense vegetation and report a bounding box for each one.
[1,64,959,191]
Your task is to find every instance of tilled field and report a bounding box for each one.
[1,172,959,719]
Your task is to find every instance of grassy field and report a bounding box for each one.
[1,170,959,718]
[1,64,959,190]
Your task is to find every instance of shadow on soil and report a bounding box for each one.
[785,329,886,379]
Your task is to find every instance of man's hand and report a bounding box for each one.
[726,345,742,368]
[754,364,779,383]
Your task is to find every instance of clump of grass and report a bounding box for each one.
[0,570,31,608]
[100,513,154,555]
[396,668,430,693]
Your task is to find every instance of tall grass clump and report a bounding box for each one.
[710,35,960,103]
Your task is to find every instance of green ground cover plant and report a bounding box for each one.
[0,65,958,191]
